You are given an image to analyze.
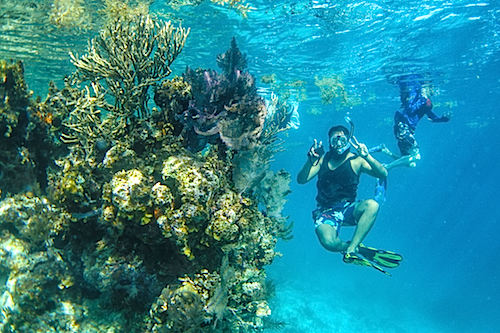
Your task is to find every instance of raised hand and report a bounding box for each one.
[307,139,324,165]
[351,136,368,157]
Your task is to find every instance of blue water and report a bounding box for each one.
[4,0,500,331]
[261,2,500,331]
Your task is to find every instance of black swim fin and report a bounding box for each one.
[357,244,403,269]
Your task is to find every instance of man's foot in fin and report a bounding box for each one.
[357,244,403,268]
[374,178,387,204]
[343,252,391,276]
[368,144,386,153]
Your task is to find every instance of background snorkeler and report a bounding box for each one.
[371,74,451,169]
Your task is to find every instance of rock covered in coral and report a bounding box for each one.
[0,194,81,331]
[206,190,245,242]
[102,143,138,171]
[0,60,29,138]
[0,15,292,332]
[48,158,102,214]
[162,155,220,204]
[154,76,192,111]
[110,169,151,217]
[0,195,68,247]
[0,60,63,195]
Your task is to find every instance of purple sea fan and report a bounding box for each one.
[216,37,247,79]
[180,38,267,151]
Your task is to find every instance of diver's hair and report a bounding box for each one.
[328,125,350,138]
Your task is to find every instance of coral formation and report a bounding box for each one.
[0,60,30,138]
[162,37,267,152]
[0,60,64,194]
[100,0,152,25]
[167,0,253,17]
[260,74,307,103]
[49,0,90,29]
[314,74,361,109]
[70,14,190,118]
[0,15,292,332]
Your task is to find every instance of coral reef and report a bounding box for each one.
[70,14,190,119]
[100,0,152,25]
[49,0,90,29]
[0,60,64,195]
[314,74,361,109]
[260,74,307,103]
[167,0,253,18]
[0,60,30,138]
[161,37,267,152]
[0,15,292,332]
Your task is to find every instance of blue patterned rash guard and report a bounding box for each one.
[395,75,448,130]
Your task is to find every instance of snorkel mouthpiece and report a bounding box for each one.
[336,143,350,154]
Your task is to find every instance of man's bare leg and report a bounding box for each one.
[385,152,421,169]
[345,199,379,254]
[315,224,349,252]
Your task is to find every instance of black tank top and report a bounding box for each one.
[315,153,359,208]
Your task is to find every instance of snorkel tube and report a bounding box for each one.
[344,115,364,153]
[344,115,355,144]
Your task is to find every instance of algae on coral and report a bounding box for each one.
[0,17,292,332]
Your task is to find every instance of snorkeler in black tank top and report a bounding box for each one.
[297,124,397,273]
[316,152,360,208]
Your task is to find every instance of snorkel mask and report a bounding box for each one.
[330,134,350,154]
[328,124,351,158]
[328,117,355,157]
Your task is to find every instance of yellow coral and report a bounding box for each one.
[260,74,276,84]
[205,190,243,242]
[182,245,194,260]
[255,301,271,317]
[314,75,361,109]
[107,169,154,225]
[52,161,87,206]
[178,269,220,303]
[102,205,116,222]
[210,0,254,18]
[111,169,146,210]
[100,0,151,24]
[58,276,75,289]
[49,0,90,29]
[157,76,192,101]
[162,155,220,204]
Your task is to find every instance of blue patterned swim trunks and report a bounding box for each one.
[312,201,356,232]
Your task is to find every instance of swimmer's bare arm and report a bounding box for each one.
[352,137,388,179]
[359,152,388,179]
[297,139,324,184]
